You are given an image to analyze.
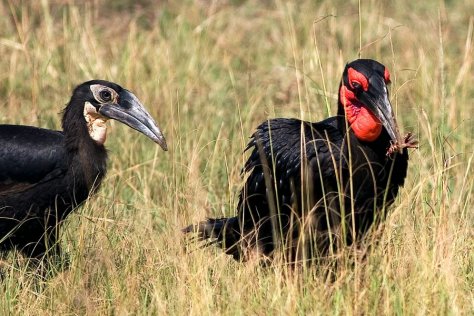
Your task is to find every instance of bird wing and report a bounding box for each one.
[239,117,346,219]
[244,117,344,180]
[0,125,68,195]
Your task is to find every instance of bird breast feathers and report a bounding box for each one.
[83,101,108,145]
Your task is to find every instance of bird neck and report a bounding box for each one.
[62,100,108,191]
[337,85,382,142]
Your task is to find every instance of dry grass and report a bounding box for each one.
[0,0,473,314]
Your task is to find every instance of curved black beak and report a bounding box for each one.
[99,90,168,151]
[358,77,402,149]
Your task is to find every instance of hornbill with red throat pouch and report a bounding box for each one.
[0,80,167,259]
[184,59,417,262]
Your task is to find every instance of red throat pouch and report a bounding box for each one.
[351,107,382,142]
[340,86,382,142]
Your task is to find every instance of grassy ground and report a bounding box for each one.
[0,0,472,314]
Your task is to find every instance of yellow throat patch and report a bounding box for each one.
[83,101,108,145]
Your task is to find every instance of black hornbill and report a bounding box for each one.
[184,59,417,262]
[0,80,167,259]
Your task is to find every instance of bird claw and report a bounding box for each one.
[386,132,419,157]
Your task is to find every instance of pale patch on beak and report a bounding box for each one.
[84,101,108,145]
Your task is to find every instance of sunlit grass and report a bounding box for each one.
[0,0,472,314]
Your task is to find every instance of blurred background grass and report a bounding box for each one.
[0,0,472,314]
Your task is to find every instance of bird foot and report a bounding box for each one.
[386,132,419,157]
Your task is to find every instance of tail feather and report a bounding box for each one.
[183,217,242,259]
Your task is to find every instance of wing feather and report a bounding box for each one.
[0,125,68,195]
[238,118,346,220]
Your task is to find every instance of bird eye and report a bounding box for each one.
[351,81,362,91]
[99,90,112,102]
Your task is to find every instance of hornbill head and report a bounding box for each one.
[338,59,402,148]
[66,80,167,150]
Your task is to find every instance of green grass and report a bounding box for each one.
[0,0,473,314]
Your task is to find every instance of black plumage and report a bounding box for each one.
[184,59,417,262]
[0,80,167,259]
